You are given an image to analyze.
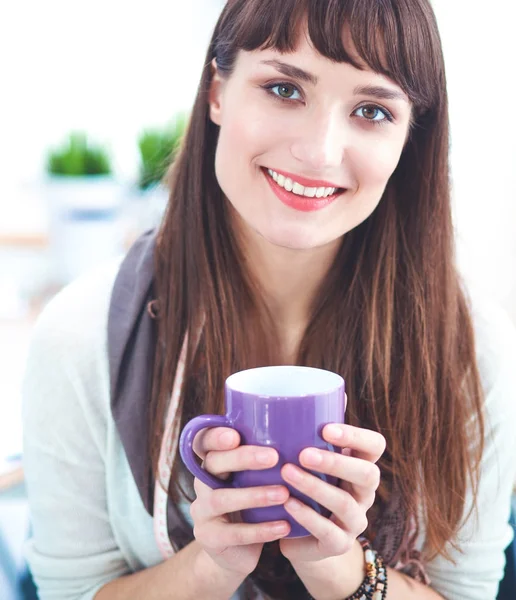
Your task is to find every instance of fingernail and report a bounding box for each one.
[326,424,343,439]
[256,450,275,465]
[270,522,289,534]
[303,448,323,466]
[219,431,235,447]
[284,464,303,482]
[285,498,303,512]
[267,488,285,502]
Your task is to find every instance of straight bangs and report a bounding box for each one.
[217,0,443,114]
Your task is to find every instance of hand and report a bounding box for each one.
[279,423,386,566]
[190,426,291,577]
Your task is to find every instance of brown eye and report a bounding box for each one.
[266,83,301,101]
[354,105,393,126]
[362,106,380,120]
[278,84,296,98]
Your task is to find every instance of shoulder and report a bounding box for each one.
[30,257,123,351]
[463,281,516,407]
[22,258,124,447]
[462,280,516,480]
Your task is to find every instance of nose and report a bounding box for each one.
[289,108,345,172]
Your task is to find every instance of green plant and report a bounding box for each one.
[137,114,187,190]
[46,132,112,176]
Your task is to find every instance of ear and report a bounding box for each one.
[208,58,224,126]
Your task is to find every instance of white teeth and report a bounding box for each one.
[292,182,304,195]
[266,168,339,198]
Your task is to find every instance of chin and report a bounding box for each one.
[259,227,324,251]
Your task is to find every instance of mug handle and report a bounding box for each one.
[179,415,234,489]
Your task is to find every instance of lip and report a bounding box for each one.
[265,167,344,190]
[262,167,343,212]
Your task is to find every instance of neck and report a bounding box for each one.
[236,221,342,362]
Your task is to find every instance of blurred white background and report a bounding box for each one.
[438,1,516,323]
[0,0,514,316]
[0,0,226,182]
[0,0,226,459]
[0,0,515,597]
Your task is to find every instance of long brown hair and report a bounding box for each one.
[150,0,484,561]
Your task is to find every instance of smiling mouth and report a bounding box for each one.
[262,167,345,213]
[265,168,345,198]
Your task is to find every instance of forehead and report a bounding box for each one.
[218,0,438,112]
[236,24,404,95]
[240,19,387,73]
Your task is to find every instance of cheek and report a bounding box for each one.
[352,139,403,189]
[343,136,404,226]
[214,99,300,236]
[214,101,274,193]
[218,96,274,159]
[214,123,244,201]
[342,138,405,225]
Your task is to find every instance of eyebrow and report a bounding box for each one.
[259,59,409,103]
[353,84,408,103]
[260,59,318,85]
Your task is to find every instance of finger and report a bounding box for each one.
[191,484,290,520]
[282,464,367,532]
[195,519,290,549]
[323,424,386,463]
[299,449,381,504]
[193,427,240,460]
[204,445,279,476]
[283,497,354,557]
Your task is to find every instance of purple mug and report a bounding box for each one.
[179,365,345,538]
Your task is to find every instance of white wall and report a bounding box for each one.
[433,0,516,321]
[0,0,226,184]
[1,0,515,319]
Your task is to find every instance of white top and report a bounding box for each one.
[22,258,516,600]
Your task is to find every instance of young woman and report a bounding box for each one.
[22,0,516,599]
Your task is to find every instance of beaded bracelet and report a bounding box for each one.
[345,537,387,600]
[305,537,387,600]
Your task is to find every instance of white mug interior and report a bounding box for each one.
[225,365,343,397]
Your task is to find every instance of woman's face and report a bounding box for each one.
[209,31,413,251]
